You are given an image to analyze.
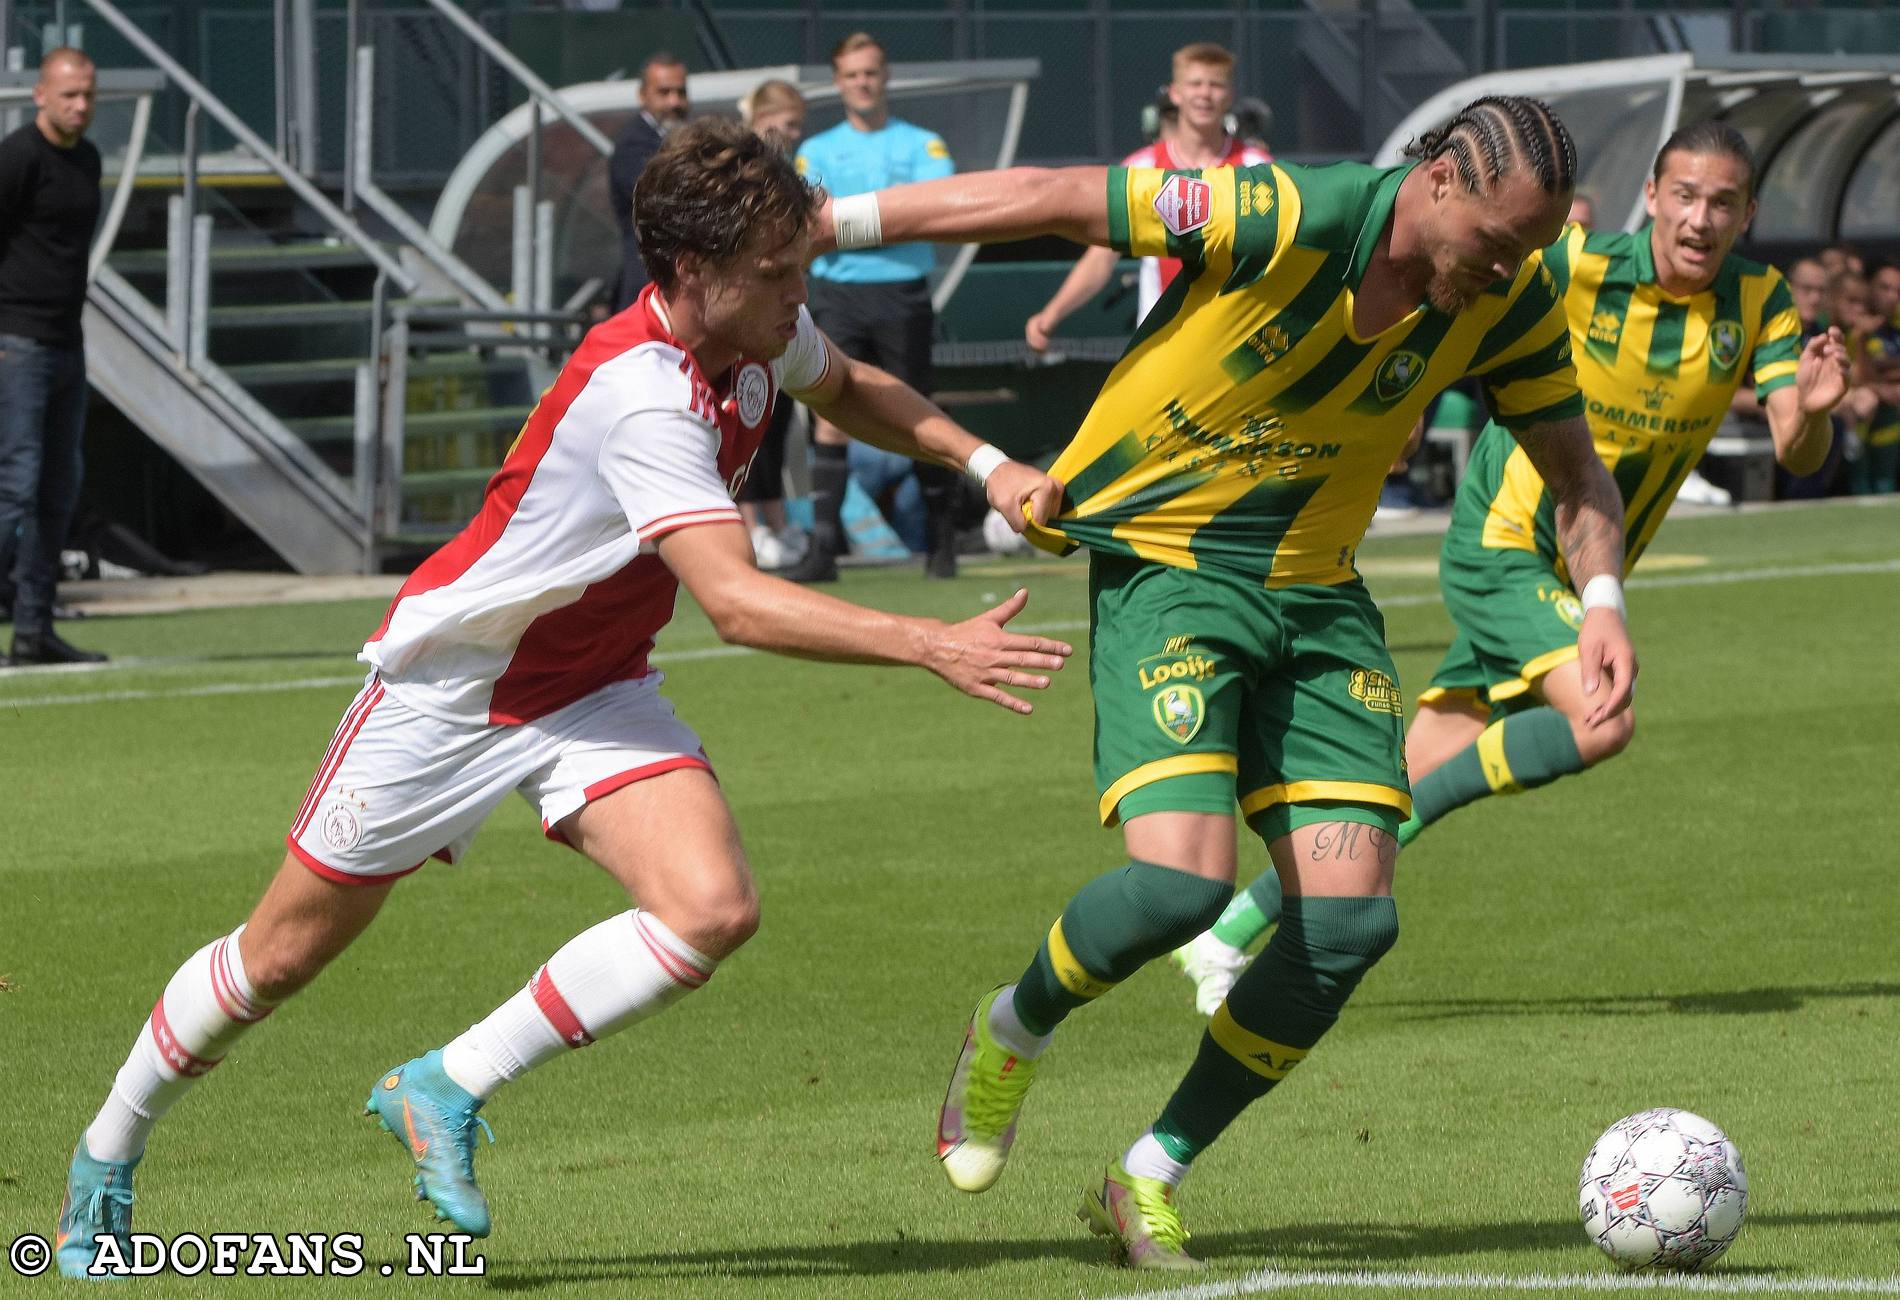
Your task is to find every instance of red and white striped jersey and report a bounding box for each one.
[362,285,830,726]
[1121,135,1272,319]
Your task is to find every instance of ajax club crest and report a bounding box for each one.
[1152,684,1205,744]
[734,362,771,427]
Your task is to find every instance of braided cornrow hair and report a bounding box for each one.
[1402,95,1577,197]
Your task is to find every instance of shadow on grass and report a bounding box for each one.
[478,1208,1900,1288]
[1366,981,1900,1021]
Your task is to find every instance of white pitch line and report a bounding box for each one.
[3,557,1896,711]
[1095,1267,1900,1300]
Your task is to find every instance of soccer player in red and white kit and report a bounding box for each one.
[55,118,1070,1277]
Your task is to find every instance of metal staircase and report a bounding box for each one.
[1299,0,1472,147]
[32,0,599,573]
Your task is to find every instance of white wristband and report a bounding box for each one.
[1580,573,1626,619]
[831,193,883,250]
[964,443,1010,486]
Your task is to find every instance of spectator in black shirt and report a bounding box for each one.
[607,52,689,312]
[0,46,104,665]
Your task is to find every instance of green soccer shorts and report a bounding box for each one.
[1421,542,1582,715]
[1087,552,1410,840]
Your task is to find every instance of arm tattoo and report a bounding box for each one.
[1309,821,1398,870]
[1512,415,1625,585]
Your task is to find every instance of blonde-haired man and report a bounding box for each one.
[1025,43,1270,352]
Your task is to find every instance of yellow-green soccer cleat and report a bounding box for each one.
[1079,1161,1205,1271]
[935,985,1039,1193]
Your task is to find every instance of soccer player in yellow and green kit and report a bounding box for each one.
[1182,122,1851,1016]
[816,97,1636,1269]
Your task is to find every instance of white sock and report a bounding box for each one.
[1123,1129,1191,1186]
[85,927,275,1163]
[985,982,1053,1060]
[441,910,714,1100]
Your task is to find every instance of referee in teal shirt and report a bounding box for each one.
[787,32,958,581]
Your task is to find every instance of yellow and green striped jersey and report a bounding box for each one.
[1023,160,1581,587]
[1451,224,1800,574]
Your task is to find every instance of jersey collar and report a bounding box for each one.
[1630,222,1659,286]
[1346,161,1418,291]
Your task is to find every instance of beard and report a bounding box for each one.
[1424,269,1480,315]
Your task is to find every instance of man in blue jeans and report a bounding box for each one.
[0,46,105,665]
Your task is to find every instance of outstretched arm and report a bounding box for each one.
[1027,246,1122,352]
[790,334,1064,531]
[1763,326,1850,475]
[657,524,1070,713]
[1511,413,1636,724]
[814,167,1114,257]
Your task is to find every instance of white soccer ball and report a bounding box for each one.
[1579,1108,1748,1271]
[981,507,1030,555]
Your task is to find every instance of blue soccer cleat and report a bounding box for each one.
[365,1049,495,1237]
[56,1142,138,1279]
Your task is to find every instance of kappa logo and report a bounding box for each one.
[1709,319,1745,370]
[1152,684,1205,744]
[1152,175,1212,238]
[734,361,771,428]
[1374,350,1426,404]
[1347,668,1403,715]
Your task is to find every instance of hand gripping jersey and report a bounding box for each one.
[1024,160,1582,586]
[1120,136,1271,319]
[1450,224,1800,575]
[362,286,830,725]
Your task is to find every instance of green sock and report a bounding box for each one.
[1154,896,1398,1160]
[1011,861,1233,1037]
[1411,706,1584,832]
[1209,870,1282,949]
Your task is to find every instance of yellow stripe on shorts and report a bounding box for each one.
[1046,918,1117,1000]
[1208,1004,1309,1080]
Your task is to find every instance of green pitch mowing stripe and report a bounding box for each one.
[6,557,1895,710]
[1098,1271,1900,1298]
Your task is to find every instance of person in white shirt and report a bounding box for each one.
[53,117,1070,1278]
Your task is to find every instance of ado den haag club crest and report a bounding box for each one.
[1708,319,1744,371]
[1374,349,1426,403]
[1153,683,1205,744]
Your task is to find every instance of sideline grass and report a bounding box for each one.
[2,501,1896,1297]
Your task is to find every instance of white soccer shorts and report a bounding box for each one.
[286,671,711,884]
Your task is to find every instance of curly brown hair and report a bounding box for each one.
[634,117,821,293]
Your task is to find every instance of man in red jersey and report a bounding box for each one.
[54,118,1069,1278]
[1024,42,1271,351]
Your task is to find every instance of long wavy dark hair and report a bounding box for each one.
[634,116,822,292]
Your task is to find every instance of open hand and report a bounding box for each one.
[926,588,1072,714]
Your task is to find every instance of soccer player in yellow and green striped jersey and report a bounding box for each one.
[1392,121,1848,845]
[1206,128,1847,991]
[817,96,1635,1268]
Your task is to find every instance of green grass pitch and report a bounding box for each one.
[2,500,1896,1298]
